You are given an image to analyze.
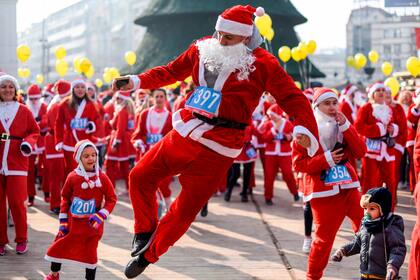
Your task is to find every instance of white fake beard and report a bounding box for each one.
[196,38,256,81]
[314,108,341,151]
[372,103,391,124]
[26,99,40,118]
[354,91,367,107]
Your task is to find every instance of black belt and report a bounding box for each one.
[193,113,247,130]
[1,133,23,141]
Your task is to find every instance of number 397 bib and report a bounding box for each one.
[324,165,352,186]
[70,197,96,218]
[185,86,222,119]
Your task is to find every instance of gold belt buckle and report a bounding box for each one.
[1,133,9,141]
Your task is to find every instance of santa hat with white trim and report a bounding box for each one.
[267,104,284,118]
[73,139,101,188]
[215,5,265,37]
[341,84,358,97]
[312,87,339,107]
[367,82,386,99]
[116,90,132,101]
[303,88,314,102]
[71,78,87,91]
[0,74,20,90]
[43,83,55,98]
[55,80,71,98]
[27,84,42,99]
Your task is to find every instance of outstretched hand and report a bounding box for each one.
[296,134,311,148]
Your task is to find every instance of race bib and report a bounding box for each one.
[324,165,352,186]
[245,146,257,159]
[70,118,88,130]
[274,133,284,140]
[70,197,96,218]
[185,86,222,118]
[366,138,381,152]
[127,119,135,130]
[146,133,162,145]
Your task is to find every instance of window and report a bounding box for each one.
[384,45,392,55]
[394,44,401,54]
[393,59,401,70]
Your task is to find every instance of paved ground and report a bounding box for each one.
[0,163,416,280]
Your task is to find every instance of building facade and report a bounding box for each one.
[0,0,18,75]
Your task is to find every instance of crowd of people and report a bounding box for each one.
[0,4,419,280]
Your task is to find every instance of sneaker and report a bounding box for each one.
[131,232,153,257]
[302,237,312,254]
[27,197,35,207]
[44,272,60,280]
[293,194,300,202]
[265,199,273,206]
[125,253,150,279]
[16,242,28,254]
[0,245,5,256]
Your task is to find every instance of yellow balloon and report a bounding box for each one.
[368,50,379,64]
[79,58,92,74]
[184,76,193,83]
[54,46,67,60]
[36,74,44,84]
[17,68,24,78]
[406,56,420,77]
[108,67,120,79]
[291,47,302,62]
[278,46,291,63]
[265,28,275,42]
[85,65,95,78]
[125,51,137,66]
[381,61,393,76]
[294,81,302,90]
[95,79,103,88]
[103,72,112,84]
[16,44,31,63]
[384,77,400,96]
[297,42,308,60]
[346,56,355,68]
[55,59,68,77]
[354,53,367,69]
[19,68,30,78]
[255,14,272,36]
[73,57,82,74]
[306,40,317,55]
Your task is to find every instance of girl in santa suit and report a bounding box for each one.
[407,88,420,193]
[25,84,49,207]
[0,74,40,255]
[131,88,173,206]
[55,79,102,176]
[43,80,71,214]
[44,140,117,280]
[292,88,365,280]
[104,90,136,191]
[355,82,399,208]
[259,104,298,204]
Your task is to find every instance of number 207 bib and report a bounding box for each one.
[70,197,96,218]
[185,86,222,118]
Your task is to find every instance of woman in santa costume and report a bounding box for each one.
[131,88,173,207]
[259,104,298,204]
[355,82,399,207]
[44,140,116,280]
[0,74,40,255]
[119,5,319,277]
[55,79,102,176]
[292,88,365,280]
[25,84,49,206]
[87,83,106,168]
[104,90,136,191]
[407,88,420,193]
[43,80,71,214]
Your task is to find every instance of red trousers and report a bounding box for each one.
[129,130,233,263]
[307,188,363,280]
[394,151,403,187]
[361,157,396,208]
[0,175,28,245]
[409,224,420,280]
[43,157,66,210]
[27,155,37,199]
[157,177,172,199]
[264,155,297,200]
[105,160,130,190]
[64,150,77,178]
[408,146,417,193]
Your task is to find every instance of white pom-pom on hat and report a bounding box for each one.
[255,7,265,17]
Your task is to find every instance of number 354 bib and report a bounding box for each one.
[324,165,352,186]
[185,86,222,119]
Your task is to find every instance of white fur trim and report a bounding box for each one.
[71,79,86,90]
[3,170,27,176]
[391,123,398,138]
[20,141,32,157]
[313,91,338,107]
[58,213,68,219]
[338,119,351,132]
[196,137,242,158]
[0,75,19,90]
[55,142,63,152]
[411,106,420,117]
[28,94,42,99]
[368,83,386,99]
[98,208,109,219]
[129,75,140,91]
[46,153,64,159]
[44,255,97,269]
[394,143,404,154]
[292,125,319,157]
[376,122,386,137]
[116,91,131,101]
[344,85,358,96]
[406,140,415,147]
[324,151,335,168]
[215,16,254,37]
[105,155,133,161]
[85,121,96,134]
[62,144,75,152]
[172,110,204,137]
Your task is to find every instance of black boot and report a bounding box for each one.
[125,253,150,278]
[200,203,208,217]
[241,194,248,203]
[131,232,153,257]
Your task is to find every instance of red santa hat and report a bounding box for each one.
[312,87,338,107]
[43,83,55,97]
[116,90,132,101]
[303,88,314,102]
[367,82,386,99]
[55,80,71,98]
[267,104,284,118]
[341,84,358,96]
[0,74,20,90]
[27,84,42,99]
[215,5,265,37]
[73,140,101,188]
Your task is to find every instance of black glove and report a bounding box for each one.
[35,116,41,122]
[87,122,94,131]
[20,143,31,155]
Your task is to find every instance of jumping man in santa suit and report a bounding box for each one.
[114,5,319,278]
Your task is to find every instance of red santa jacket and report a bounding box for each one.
[106,106,136,161]
[131,106,172,152]
[292,119,366,202]
[390,102,407,154]
[415,124,420,179]
[133,37,319,158]
[0,102,40,176]
[407,104,419,147]
[260,118,294,156]
[44,101,64,160]
[26,101,48,154]
[339,97,357,124]
[103,101,115,138]
[354,102,398,162]
[55,98,101,152]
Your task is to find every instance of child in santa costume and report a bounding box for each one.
[118,5,319,278]
[259,103,298,205]
[55,79,102,176]
[44,140,117,280]
[407,88,420,193]
[0,74,40,255]
[25,84,49,206]
[104,90,136,191]
[43,80,71,214]
[355,82,399,208]
[292,87,366,280]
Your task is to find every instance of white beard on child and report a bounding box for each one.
[314,108,342,151]
[372,103,391,125]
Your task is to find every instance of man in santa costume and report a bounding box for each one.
[293,88,365,280]
[25,84,48,206]
[407,88,420,193]
[41,83,55,106]
[117,5,319,278]
[355,82,399,208]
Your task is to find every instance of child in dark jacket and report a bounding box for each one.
[331,187,406,280]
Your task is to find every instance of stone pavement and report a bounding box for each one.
[0,163,415,280]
